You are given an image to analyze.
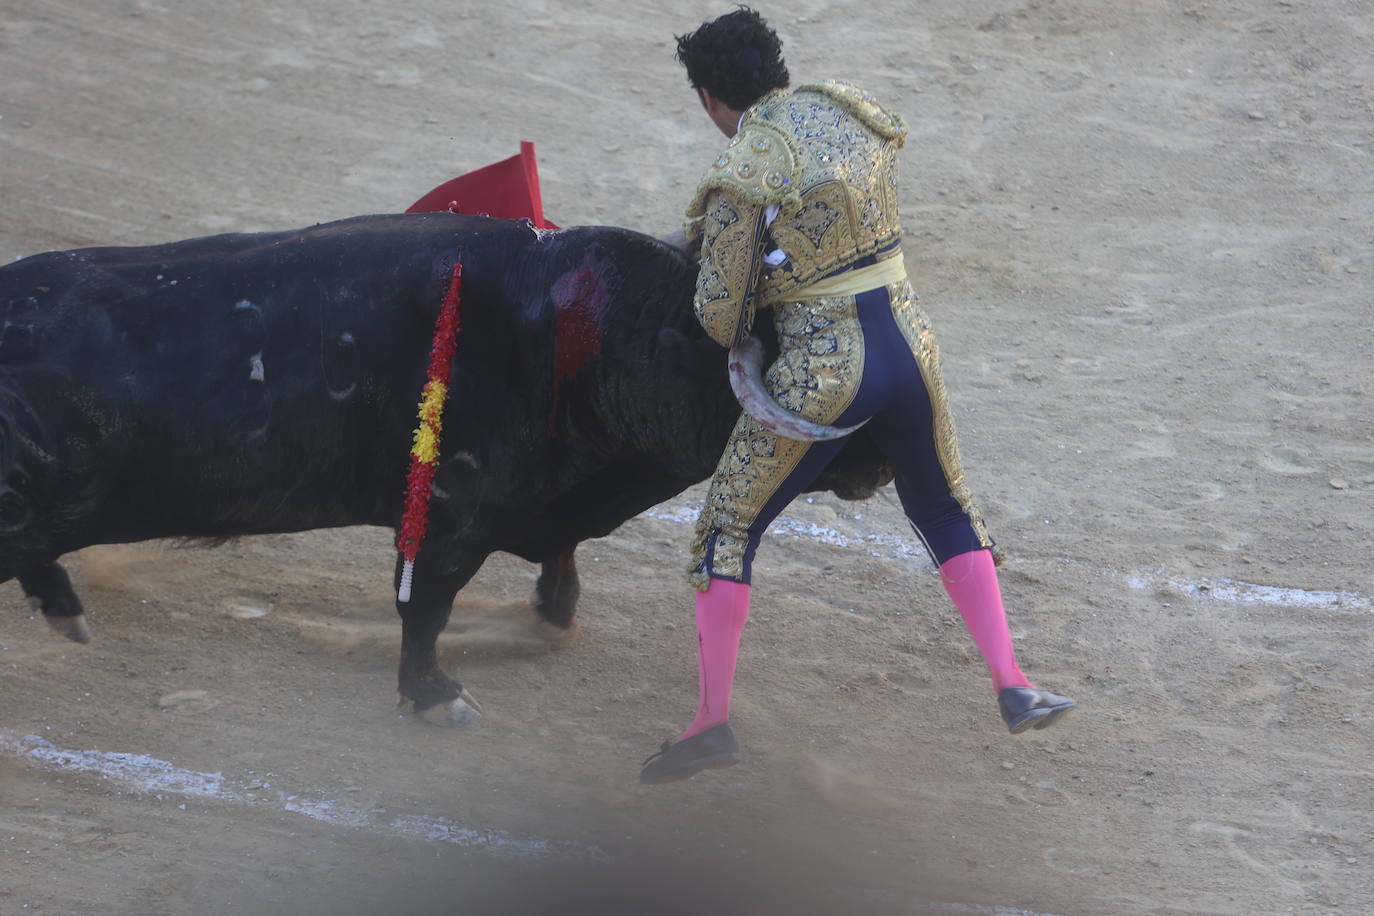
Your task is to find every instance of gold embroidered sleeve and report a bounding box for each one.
[692,188,768,348]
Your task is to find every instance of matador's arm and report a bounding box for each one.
[690,188,768,348]
[682,119,800,349]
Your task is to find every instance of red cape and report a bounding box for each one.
[406,140,557,229]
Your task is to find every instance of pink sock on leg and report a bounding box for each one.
[679,578,751,741]
[939,549,1033,693]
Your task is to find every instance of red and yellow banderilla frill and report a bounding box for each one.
[397,259,463,602]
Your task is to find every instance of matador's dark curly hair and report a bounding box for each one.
[674,6,790,111]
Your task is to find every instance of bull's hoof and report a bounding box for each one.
[44,612,91,644]
[408,689,483,727]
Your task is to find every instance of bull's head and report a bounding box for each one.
[808,429,895,501]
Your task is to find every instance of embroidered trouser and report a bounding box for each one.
[687,279,994,590]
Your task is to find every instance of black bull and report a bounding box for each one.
[0,212,891,723]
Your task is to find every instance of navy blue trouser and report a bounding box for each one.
[695,281,993,585]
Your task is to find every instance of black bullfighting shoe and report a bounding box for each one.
[999,687,1077,734]
[639,722,741,785]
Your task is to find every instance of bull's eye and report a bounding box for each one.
[0,488,29,529]
[325,332,359,400]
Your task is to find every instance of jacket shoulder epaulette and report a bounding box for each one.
[684,119,801,227]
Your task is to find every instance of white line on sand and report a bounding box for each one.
[0,731,1062,915]
[1126,570,1371,613]
[641,498,1371,613]
[0,731,571,859]
[642,499,934,564]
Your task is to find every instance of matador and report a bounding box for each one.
[641,8,1076,785]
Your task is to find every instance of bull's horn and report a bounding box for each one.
[727,337,868,442]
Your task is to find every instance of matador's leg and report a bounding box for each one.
[643,298,876,785]
[865,281,1076,733]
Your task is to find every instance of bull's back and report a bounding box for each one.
[0,214,697,556]
[1,215,515,539]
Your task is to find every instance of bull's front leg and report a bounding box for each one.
[532,547,580,629]
[19,562,91,643]
[394,550,485,727]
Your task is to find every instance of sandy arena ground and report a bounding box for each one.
[1,1,1372,913]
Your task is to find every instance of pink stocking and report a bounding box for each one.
[679,578,751,741]
[940,549,1033,693]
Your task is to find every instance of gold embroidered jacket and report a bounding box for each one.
[684,80,908,348]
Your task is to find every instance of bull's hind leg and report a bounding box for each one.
[19,562,90,643]
[532,548,580,629]
[394,550,485,727]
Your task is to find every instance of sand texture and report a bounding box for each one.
[1,1,1371,913]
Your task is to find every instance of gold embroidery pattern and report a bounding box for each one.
[693,190,768,347]
[688,296,867,588]
[797,80,908,141]
[684,82,907,307]
[751,84,907,302]
[705,195,739,235]
[693,194,737,308]
[789,198,841,248]
[888,281,996,555]
[858,194,883,232]
[687,415,811,587]
[768,297,866,416]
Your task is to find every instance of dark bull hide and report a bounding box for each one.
[0,213,892,723]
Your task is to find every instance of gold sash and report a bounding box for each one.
[775,252,907,302]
